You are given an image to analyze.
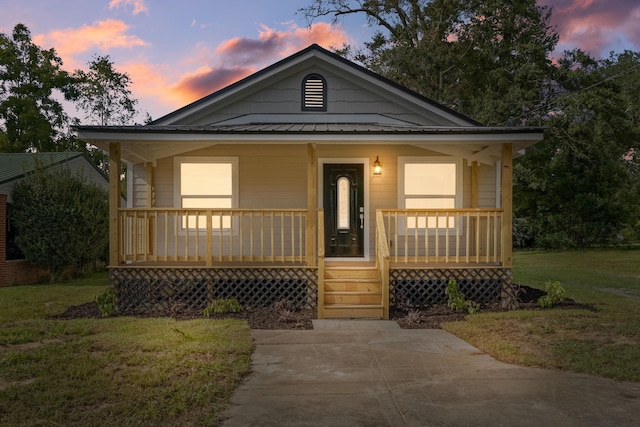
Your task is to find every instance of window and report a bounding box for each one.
[174,157,238,230]
[398,157,462,230]
[302,74,326,111]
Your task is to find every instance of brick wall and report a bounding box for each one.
[0,194,48,287]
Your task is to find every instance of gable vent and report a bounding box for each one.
[302,74,327,111]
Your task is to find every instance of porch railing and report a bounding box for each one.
[375,210,390,318]
[118,208,308,266]
[379,209,504,265]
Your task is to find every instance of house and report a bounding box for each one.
[77,44,543,318]
[0,152,110,287]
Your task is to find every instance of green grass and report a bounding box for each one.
[0,273,253,426]
[443,248,640,382]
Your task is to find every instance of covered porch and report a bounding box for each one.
[105,141,515,319]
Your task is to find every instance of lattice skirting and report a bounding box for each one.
[391,268,512,307]
[110,267,317,313]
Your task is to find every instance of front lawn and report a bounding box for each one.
[443,249,640,382]
[0,273,253,426]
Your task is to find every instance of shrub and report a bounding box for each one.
[274,299,297,322]
[500,283,523,311]
[95,287,117,317]
[445,279,480,314]
[445,279,467,311]
[538,281,567,308]
[405,309,422,325]
[203,298,243,317]
[11,157,108,281]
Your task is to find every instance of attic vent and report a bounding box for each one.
[302,74,326,111]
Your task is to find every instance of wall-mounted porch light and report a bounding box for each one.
[373,156,382,176]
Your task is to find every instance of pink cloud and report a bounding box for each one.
[33,19,148,66]
[168,66,257,105]
[167,22,350,105]
[108,0,149,15]
[540,0,640,57]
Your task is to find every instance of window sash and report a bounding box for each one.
[398,157,462,232]
[174,157,238,232]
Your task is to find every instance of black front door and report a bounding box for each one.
[323,163,365,257]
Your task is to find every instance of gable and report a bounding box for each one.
[153,45,478,128]
[77,44,544,166]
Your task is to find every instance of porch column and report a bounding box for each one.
[471,161,478,208]
[306,143,318,267]
[109,142,121,266]
[501,143,513,267]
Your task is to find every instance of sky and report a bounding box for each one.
[1,0,639,122]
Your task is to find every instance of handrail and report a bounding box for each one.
[375,210,390,319]
[317,209,325,319]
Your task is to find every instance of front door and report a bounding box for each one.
[323,163,365,257]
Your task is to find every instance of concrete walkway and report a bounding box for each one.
[221,320,640,426]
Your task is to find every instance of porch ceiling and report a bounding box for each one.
[77,124,544,165]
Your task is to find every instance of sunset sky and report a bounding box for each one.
[1,0,639,121]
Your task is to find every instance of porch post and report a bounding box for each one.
[109,142,121,266]
[306,143,318,267]
[471,161,478,208]
[501,143,513,267]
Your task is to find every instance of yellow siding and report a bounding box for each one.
[129,143,499,259]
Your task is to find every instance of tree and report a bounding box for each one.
[11,157,109,280]
[300,0,558,125]
[73,55,139,126]
[0,24,77,152]
[73,55,148,176]
[514,50,640,247]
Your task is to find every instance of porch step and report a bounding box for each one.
[322,304,385,319]
[324,290,382,305]
[322,266,384,319]
[324,278,381,292]
[324,266,379,280]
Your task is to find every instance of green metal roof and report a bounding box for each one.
[0,152,85,185]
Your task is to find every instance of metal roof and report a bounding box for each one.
[77,123,545,135]
[0,152,87,185]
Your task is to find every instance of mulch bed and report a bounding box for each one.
[50,285,595,330]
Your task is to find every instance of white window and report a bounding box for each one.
[174,157,238,230]
[398,157,462,230]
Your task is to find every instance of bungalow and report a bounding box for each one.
[77,44,543,318]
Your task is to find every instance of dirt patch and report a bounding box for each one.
[51,285,595,330]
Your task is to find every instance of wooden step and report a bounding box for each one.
[324,291,382,305]
[322,304,384,319]
[324,267,379,280]
[320,265,385,319]
[324,278,381,292]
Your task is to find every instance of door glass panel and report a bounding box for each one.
[337,176,350,230]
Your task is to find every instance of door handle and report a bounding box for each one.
[360,213,364,229]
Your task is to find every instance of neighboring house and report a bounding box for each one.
[77,44,544,318]
[0,152,110,287]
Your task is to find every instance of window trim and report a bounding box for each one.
[173,156,239,233]
[397,156,463,234]
[301,73,327,111]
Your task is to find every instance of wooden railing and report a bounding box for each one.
[118,208,308,266]
[375,210,390,319]
[317,209,325,319]
[379,209,504,265]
